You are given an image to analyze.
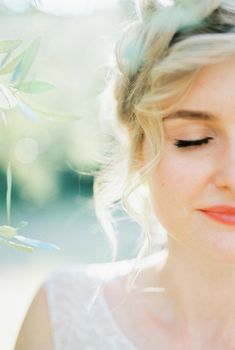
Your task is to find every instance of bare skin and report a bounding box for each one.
[15,287,54,350]
[104,56,235,350]
[102,253,235,350]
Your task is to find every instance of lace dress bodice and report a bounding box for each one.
[45,265,137,350]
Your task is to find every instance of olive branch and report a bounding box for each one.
[0,38,79,252]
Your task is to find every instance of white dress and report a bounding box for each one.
[45,263,138,350]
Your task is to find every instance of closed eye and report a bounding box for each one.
[174,137,214,148]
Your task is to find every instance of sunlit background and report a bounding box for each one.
[0,1,145,349]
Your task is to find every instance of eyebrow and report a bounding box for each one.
[163,110,216,121]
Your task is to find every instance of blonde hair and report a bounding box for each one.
[94,0,235,261]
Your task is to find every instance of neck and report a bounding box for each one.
[158,237,235,337]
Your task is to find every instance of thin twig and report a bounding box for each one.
[6,161,12,225]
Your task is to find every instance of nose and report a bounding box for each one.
[213,143,235,194]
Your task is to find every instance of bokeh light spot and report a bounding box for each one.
[15,138,39,164]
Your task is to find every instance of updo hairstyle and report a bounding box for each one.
[94,0,235,259]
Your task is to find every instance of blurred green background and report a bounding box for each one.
[0,1,143,349]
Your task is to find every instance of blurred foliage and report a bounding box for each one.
[0,37,78,251]
[0,6,125,208]
[0,37,81,207]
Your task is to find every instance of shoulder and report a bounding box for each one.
[14,254,165,350]
[14,285,54,350]
[14,262,131,350]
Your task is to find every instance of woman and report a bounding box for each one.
[15,0,235,349]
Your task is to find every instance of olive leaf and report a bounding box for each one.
[17,99,39,122]
[0,52,24,75]
[0,40,22,54]
[0,225,17,238]
[14,235,60,251]
[16,81,55,93]
[17,37,41,86]
[0,38,64,254]
[0,238,33,252]
[0,222,60,252]
[0,83,18,109]
[27,105,81,122]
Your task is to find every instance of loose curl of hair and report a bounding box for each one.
[94,0,235,262]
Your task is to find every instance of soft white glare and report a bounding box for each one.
[0,0,30,13]
[0,0,118,14]
[158,0,174,6]
[15,138,39,164]
[33,0,118,16]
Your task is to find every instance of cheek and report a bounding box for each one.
[148,153,210,227]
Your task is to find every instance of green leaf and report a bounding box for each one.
[16,81,55,93]
[19,102,81,122]
[0,225,16,238]
[18,37,41,85]
[15,235,60,251]
[0,52,24,75]
[0,83,18,110]
[0,40,22,54]
[36,108,81,121]
[2,239,33,252]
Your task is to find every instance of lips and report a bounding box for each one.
[199,206,235,226]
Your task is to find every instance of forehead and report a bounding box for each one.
[175,55,235,116]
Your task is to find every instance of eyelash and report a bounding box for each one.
[174,137,214,148]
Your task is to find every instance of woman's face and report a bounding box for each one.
[145,56,235,262]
